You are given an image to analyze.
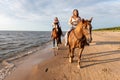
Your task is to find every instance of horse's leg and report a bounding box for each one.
[68,45,71,55]
[78,47,84,68]
[53,38,55,48]
[59,36,61,44]
[68,46,71,61]
[56,38,59,49]
[58,37,60,44]
[69,48,74,63]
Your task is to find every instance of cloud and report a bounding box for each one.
[0,0,120,31]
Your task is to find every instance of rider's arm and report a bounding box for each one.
[52,23,55,28]
[68,16,73,27]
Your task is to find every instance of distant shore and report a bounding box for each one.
[93,26,120,31]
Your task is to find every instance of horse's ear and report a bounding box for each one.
[82,19,85,23]
[89,17,93,23]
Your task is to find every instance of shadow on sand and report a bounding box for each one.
[92,41,120,46]
[80,49,120,68]
[72,40,120,68]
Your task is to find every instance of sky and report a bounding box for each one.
[0,0,120,31]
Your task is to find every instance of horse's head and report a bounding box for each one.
[82,17,93,43]
[52,24,61,39]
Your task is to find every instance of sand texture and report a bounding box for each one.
[4,31,120,80]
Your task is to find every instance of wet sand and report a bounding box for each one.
[4,31,120,80]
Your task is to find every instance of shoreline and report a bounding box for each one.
[2,31,120,80]
[0,41,53,80]
[0,40,52,62]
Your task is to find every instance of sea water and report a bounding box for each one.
[0,31,51,61]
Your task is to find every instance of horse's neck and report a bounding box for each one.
[74,23,83,39]
[55,27,58,32]
[54,23,59,27]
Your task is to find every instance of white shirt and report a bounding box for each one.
[68,16,81,28]
[52,22,60,28]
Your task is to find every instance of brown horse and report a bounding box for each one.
[51,25,62,49]
[68,18,93,68]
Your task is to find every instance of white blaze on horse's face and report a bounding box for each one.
[83,21,92,43]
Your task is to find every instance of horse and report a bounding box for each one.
[51,25,62,49]
[68,17,93,68]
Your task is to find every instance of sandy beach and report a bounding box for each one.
[3,31,120,80]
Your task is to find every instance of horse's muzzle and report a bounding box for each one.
[86,37,92,43]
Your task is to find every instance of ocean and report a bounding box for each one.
[0,31,51,61]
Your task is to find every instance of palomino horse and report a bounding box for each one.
[68,18,93,68]
[51,25,62,49]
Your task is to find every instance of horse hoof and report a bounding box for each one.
[69,58,72,63]
[57,47,59,50]
[77,65,80,69]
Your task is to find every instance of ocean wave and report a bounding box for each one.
[0,31,51,61]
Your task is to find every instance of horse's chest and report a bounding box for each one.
[74,40,82,48]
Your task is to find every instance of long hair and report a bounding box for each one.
[54,17,59,24]
[73,9,79,17]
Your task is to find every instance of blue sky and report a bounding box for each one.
[0,0,120,31]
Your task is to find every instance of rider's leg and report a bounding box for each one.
[65,27,74,46]
[65,31,69,46]
[53,39,55,48]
